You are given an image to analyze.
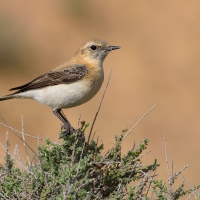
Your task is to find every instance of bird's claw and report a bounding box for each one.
[59,125,84,139]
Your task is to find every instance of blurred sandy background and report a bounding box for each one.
[0,0,200,193]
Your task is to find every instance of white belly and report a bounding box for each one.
[16,78,103,109]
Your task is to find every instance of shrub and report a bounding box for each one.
[0,121,199,199]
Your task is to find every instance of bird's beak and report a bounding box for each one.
[104,46,121,52]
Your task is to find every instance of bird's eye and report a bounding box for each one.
[90,45,97,50]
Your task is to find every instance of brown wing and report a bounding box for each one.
[10,64,88,93]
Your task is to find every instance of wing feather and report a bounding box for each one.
[10,64,88,94]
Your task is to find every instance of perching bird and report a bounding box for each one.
[0,38,120,136]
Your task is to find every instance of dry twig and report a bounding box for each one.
[88,68,113,144]
[163,132,174,199]
[21,116,30,167]
[122,104,157,142]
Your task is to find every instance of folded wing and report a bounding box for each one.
[10,64,88,94]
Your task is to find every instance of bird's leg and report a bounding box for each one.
[52,108,84,139]
[52,108,75,136]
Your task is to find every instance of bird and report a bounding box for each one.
[0,38,120,137]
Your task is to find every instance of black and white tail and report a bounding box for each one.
[0,95,14,101]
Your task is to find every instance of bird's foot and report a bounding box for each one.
[59,125,84,139]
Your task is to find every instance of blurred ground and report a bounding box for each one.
[0,0,200,195]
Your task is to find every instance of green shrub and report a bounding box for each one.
[0,121,199,199]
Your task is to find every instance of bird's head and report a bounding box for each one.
[76,38,120,65]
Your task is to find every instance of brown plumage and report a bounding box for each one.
[10,64,88,94]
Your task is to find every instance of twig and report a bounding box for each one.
[0,121,39,159]
[171,164,189,184]
[130,141,136,151]
[122,104,157,142]
[0,122,45,141]
[121,121,130,135]
[21,116,30,167]
[164,132,170,182]
[163,132,174,200]
[37,134,40,148]
[77,114,81,129]
[0,142,34,176]
[88,68,113,144]
[182,174,199,200]
[91,130,97,142]
[0,118,46,174]
[147,169,157,199]
[171,159,174,177]
[5,131,9,158]
[16,144,26,172]
[13,144,18,160]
